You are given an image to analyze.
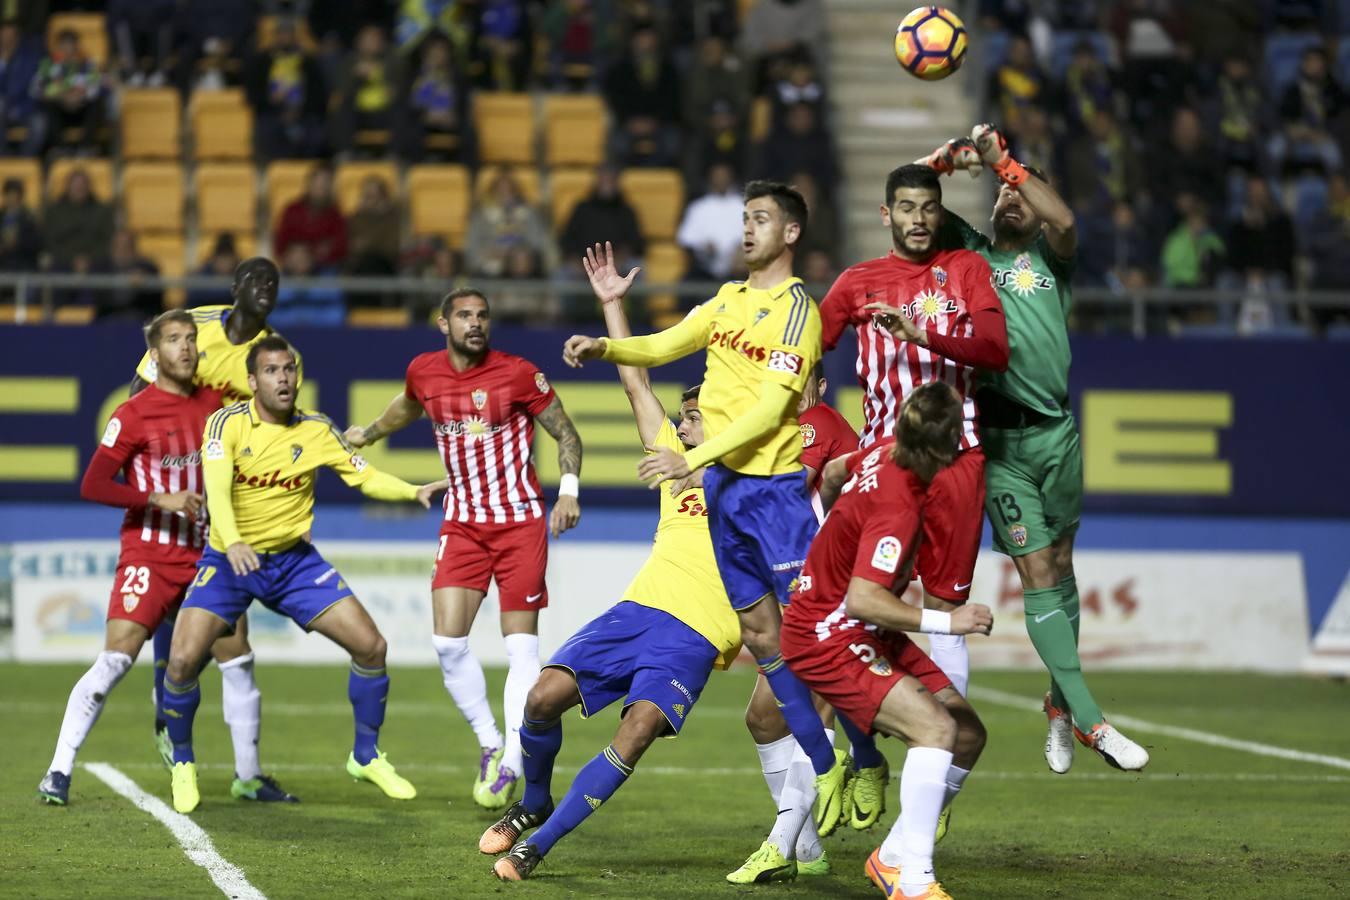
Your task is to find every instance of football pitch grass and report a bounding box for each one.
[4,662,1348,899]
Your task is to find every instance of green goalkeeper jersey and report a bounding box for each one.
[939,211,1075,418]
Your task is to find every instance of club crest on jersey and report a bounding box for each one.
[799,422,817,447]
[906,289,958,323]
[241,447,252,456]
[535,372,550,394]
[291,444,304,462]
[932,265,948,287]
[869,657,893,677]
[995,253,1054,297]
[471,388,487,410]
[122,593,140,613]
[754,308,770,323]
[1008,523,1028,547]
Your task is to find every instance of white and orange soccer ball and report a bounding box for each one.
[894,5,968,81]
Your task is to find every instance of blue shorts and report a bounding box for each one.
[546,602,717,736]
[702,464,818,610]
[183,542,354,630]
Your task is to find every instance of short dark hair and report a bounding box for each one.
[893,382,963,483]
[811,362,824,382]
[439,287,489,320]
[744,180,808,243]
[246,335,297,375]
[885,164,942,206]
[234,255,279,285]
[144,309,195,349]
[681,384,701,403]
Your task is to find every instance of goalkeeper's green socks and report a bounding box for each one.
[1023,582,1103,730]
[1048,575,1081,713]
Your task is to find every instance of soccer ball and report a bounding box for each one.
[894,6,968,81]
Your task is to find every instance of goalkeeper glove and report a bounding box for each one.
[971,123,1029,187]
[914,137,983,178]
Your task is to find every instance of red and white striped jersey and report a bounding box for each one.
[404,349,556,524]
[821,249,1005,451]
[88,384,222,561]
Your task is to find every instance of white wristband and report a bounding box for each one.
[920,609,952,635]
[558,473,580,498]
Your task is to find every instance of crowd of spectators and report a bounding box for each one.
[979,0,1350,332]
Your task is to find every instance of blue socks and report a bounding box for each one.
[162,676,200,763]
[757,654,835,775]
[530,745,632,857]
[837,712,885,769]
[152,621,173,728]
[348,662,388,765]
[521,716,563,815]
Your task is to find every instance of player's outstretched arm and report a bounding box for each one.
[586,242,667,447]
[564,301,713,370]
[845,577,993,636]
[346,392,424,448]
[534,396,583,537]
[971,122,1076,258]
[818,454,853,513]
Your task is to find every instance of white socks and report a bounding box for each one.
[49,651,133,774]
[944,763,971,810]
[218,651,262,780]
[502,633,540,774]
[880,746,954,895]
[927,633,969,696]
[757,731,831,862]
[433,634,502,752]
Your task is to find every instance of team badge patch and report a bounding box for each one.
[471,388,487,410]
[122,593,140,613]
[291,444,304,462]
[755,308,770,323]
[1008,523,1028,547]
[932,265,947,287]
[871,536,902,573]
[799,422,817,447]
[204,438,224,461]
[535,372,550,394]
[868,658,893,677]
[100,417,122,448]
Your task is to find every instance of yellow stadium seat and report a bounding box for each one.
[197,232,259,265]
[407,164,471,247]
[474,166,541,206]
[196,164,258,234]
[619,169,685,241]
[548,168,597,232]
[335,161,400,216]
[138,233,187,307]
[191,89,253,161]
[47,158,114,203]
[47,14,108,68]
[120,89,181,160]
[264,160,314,228]
[54,305,97,325]
[0,159,41,208]
[474,93,535,164]
[749,96,772,143]
[543,95,607,167]
[255,15,320,53]
[122,163,184,234]
[643,241,688,320]
[0,303,47,324]
[348,308,412,328]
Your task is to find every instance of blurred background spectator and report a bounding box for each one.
[97,229,162,322]
[274,241,345,327]
[346,176,401,276]
[187,233,241,307]
[0,22,43,155]
[559,166,645,274]
[604,25,681,168]
[275,165,347,271]
[35,27,106,156]
[333,24,403,159]
[400,32,471,163]
[0,178,41,271]
[107,0,176,87]
[42,168,112,274]
[464,169,552,278]
[245,17,327,160]
[677,162,744,280]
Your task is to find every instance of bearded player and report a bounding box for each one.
[782,382,991,900]
[916,126,1148,772]
[479,243,741,881]
[563,182,852,852]
[348,289,583,810]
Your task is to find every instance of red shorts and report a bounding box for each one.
[917,446,985,603]
[780,622,952,734]
[106,555,198,632]
[433,517,549,611]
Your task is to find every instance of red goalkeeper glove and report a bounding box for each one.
[971,123,1029,187]
[914,138,983,178]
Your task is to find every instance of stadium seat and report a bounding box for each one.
[138,233,187,307]
[335,161,400,216]
[1265,32,1324,98]
[122,163,185,235]
[46,14,107,67]
[0,159,41,208]
[549,168,597,231]
[196,164,258,235]
[474,166,542,205]
[120,89,181,160]
[542,95,607,167]
[619,169,685,241]
[190,89,253,161]
[1050,31,1112,79]
[197,231,259,265]
[348,308,412,328]
[407,164,471,246]
[475,93,536,164]
[264,160,314,228]
[255,15,320,52]
[749,96,772,143]
[46,158,114,203]
[643,241,689,326]
[53,305,96,325]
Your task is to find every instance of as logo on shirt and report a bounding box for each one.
[871,536,902,573]
[101,417,122,448]
[767,349,803,374]
[799,422,817,447]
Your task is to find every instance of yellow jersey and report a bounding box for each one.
[202,400,419,552]
[623,420,742,669]
[136,306,300,405]
[603,277,822,476]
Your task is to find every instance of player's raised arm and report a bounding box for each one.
[563,298,714,370]
[971,123,1076,258]
[346,391,425,448]
[321,419,446,507]
[534,396,583,537]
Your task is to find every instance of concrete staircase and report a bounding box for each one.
[823,0,989,262]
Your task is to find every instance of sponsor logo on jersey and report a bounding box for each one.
[1008,523,1028,547]
[932,265,948,287]
[869,657,893,677]
[669,678,693,702]
[535,372,550,394]
[101,417,122,448]
[471,388,487,410]
[434,418,505,439]
[871,536,902,573]
[994,254,1054,297]
[676,493,707,516]
[709,323,768,362]
[122,593,141,613]
[233,466,306,491]
[799,422,817,447]
[160,451,202,469]
[771,559,806,572]
[767,349,804,374]
[906,289,959,323]
[204,438,225,460]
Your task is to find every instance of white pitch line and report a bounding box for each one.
[83,762,267,900]
[971,686,1350,772]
